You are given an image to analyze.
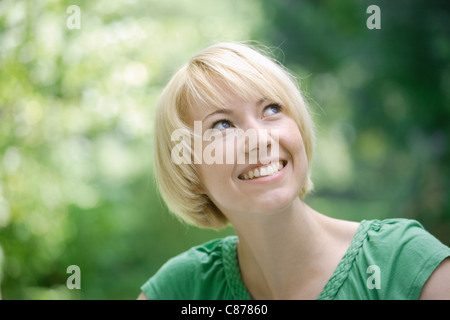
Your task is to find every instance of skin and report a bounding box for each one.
[419,257,450,300]
[189,93,359,299]
[138,90,450,300]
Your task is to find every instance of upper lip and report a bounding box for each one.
[238,159,287,178]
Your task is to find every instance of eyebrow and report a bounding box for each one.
[201,98,267,122]
[202,109,233,122]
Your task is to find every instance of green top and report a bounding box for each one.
[141,219,450,300]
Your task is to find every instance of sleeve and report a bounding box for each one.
[140,252,197,300]
[140,238,229,300]
[365,219,450,299]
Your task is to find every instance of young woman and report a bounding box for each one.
[138,42,450,300]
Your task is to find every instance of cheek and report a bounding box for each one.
[280,123,308,172]
[279,121,305,154]
[197,130,237,165]
[197,163,236,209]
[196,138,235,196]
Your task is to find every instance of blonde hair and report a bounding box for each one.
[153,42,315,230]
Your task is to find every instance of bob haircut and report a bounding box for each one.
[153,42,315,230]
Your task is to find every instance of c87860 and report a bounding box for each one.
[225,304,268,315]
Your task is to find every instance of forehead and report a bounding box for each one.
[181,73,262,122]
[193,95,269,123]
[181,69,285,125]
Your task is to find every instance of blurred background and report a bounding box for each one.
[0,0,448,299]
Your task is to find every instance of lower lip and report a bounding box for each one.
[239,162,287,185]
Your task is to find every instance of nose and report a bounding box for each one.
[236,123,280,165]
[244,128,270,153]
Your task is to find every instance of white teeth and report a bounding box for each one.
[260,167,267,176]
[241,161,285,180]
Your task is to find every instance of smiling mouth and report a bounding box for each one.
[238,160,287,180]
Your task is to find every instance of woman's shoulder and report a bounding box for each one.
[324,218,450,300]
[359,218,450,267]
[363,218,446,245]
[140,236,237,299]
[163,235,237,270]
[349,218,449,299]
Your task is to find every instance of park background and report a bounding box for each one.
[0,0,448,299]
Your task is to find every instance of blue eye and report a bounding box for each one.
[212,119,232,130]
[263,104,281,117]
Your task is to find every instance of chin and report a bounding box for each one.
[243,190,297,216]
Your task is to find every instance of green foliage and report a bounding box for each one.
[0,0,448,299]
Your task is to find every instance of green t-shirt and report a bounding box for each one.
[141,219,450,300]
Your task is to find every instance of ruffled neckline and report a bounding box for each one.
[221,220,376,300]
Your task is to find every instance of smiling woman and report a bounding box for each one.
[154,42,315,230]
[139,42,450,300]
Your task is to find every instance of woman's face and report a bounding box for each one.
[188,91,309,222]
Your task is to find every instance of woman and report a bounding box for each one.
[138,42,450,300]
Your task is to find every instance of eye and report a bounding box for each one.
[211,119,232,130]
[262,103,282,117]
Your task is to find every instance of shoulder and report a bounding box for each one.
[360,218,450,299]
[155,236,228,274]
[364,218,447,249]
[140,236,236,299]
[367,218,428,237]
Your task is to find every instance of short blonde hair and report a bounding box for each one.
[153,42,315,230]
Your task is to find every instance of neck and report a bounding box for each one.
[232,198,346,299]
